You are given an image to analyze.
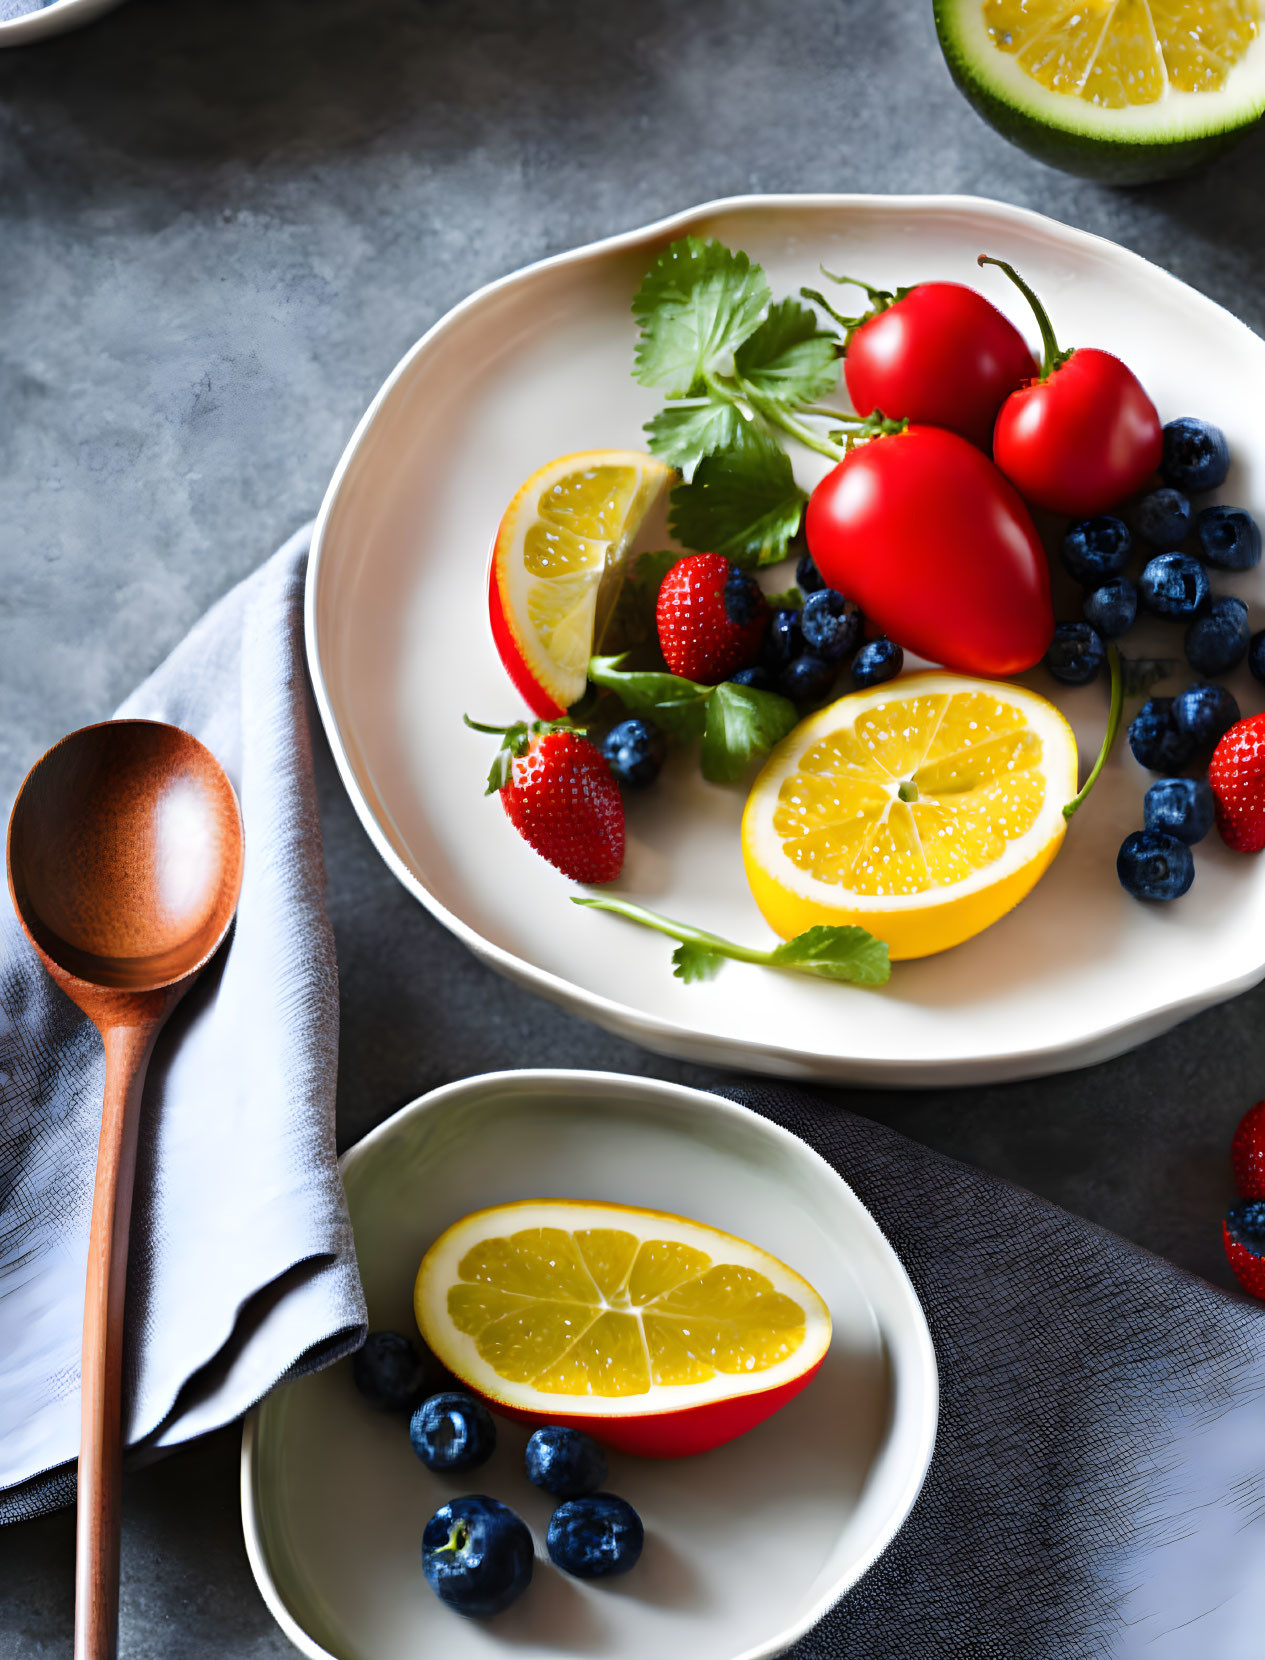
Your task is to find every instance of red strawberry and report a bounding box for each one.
[1209,713,1265,852]
[656,553,768,683]
[1232,1101,1265,1200]
[1223,1201,1265,1298]
[468,717,623,883]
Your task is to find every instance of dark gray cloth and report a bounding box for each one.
[720,1084,1265,1660]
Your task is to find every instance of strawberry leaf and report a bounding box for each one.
[669,424,807,567]
[632,237,770,398]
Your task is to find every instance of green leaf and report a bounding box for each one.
[763,584,803,612]
[628,548,685,602]
[699,681,799,785]
[669,425,807,566]
[644,398,747,474]
[769,926,891,986]
[587,654,710,742]
[632,237,770,398]
[672,941,725,983]
[734,298,840,406]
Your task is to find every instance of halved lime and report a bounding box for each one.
[935,0,1265,182]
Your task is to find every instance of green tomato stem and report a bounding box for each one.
[571,896,775,965]
[1064,643,1123,820]
[733,379,848,463]
[977,254,1070,380]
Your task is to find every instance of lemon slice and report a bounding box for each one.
[742,672,1079,961]
[489,450,674,718]
[935,0,1265,182]
[414,1199,831,1457]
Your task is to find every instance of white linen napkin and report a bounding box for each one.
[0,526,366,1523]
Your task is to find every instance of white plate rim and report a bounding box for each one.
[304,192,1265,1084]
[240,1067,940,1660]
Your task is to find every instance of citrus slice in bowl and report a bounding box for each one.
[742,671,1080,961]
[935,0,1265,182]
[489,450,674,718]
[414,1199,832,1458]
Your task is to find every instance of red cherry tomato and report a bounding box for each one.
[982,256,1162,517]
[805,424,1053,677]
[842,280,1036,450]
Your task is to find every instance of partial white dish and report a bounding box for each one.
[0,0,125,46]
[306,193,1265,1084]
[241,1069,937,1660]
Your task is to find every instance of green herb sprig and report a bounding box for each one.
[573,897,890,987]
[633,237,872,566]
[588,654,798,784]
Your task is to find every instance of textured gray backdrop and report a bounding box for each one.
[2,0,1264,1652]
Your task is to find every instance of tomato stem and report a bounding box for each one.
[977,255,1071,381]
[1063,644,1123,820]
[738,380,848,462]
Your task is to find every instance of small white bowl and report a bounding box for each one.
[0,0,126,47]
[241,1069,937,1660]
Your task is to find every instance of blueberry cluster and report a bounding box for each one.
[354,1331,643,1618]
[757,551,903,701]
[1042,417,1258,903]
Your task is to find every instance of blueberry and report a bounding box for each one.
[1161,416,1230,494]
[795,551,826,594]
[1128,698,1196,775]
[1116,830,1195,902]
[779,654,836,702]
[1172,682,1240,748]
[729,664,777,692]
[1185,595,1250,677]
[1250,630,1265,687]
[1138,553,1210,620]
[722,566,765,627]
[601,718,666,789]
[352,1331,432,1413]
[851,638,904,689]
[1196,505,1262,571]
[1061,516,1132,586]
[524,1426,608,1498]
[1082,578,1137,639]
[1135,487,1192,552]
[800,589,863,662]
[1143,777,1215,845]
[547,1494,644,1580]
[422,1496,533,1617]
[762,608,803,667]
[1044,621,1105,685]
[1226,1199,1265,1253]
[409,1392,496,1472]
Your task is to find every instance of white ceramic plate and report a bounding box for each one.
[241,1069,937,1660]
[306,194,1265,1085]
[0,0,125,46]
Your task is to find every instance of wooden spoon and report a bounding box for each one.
[6,720,244,1660]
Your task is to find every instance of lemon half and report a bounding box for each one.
[742,673,1080,961]
[935,0,1265,182]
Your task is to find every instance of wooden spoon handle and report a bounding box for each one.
[74,1017,162,1660]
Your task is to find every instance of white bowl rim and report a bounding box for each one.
[304,191,1265,1083]
[240,1066,940,1660]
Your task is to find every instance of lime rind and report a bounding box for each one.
[935,0,1265,181]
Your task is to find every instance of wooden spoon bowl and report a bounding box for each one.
[7,720,244,1660]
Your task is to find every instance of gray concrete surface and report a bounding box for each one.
[3,0,1265,1652]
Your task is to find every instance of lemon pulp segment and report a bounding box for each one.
[772,688,1046,899]
[446,1225,808,1398]
[984,0,1259,105]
